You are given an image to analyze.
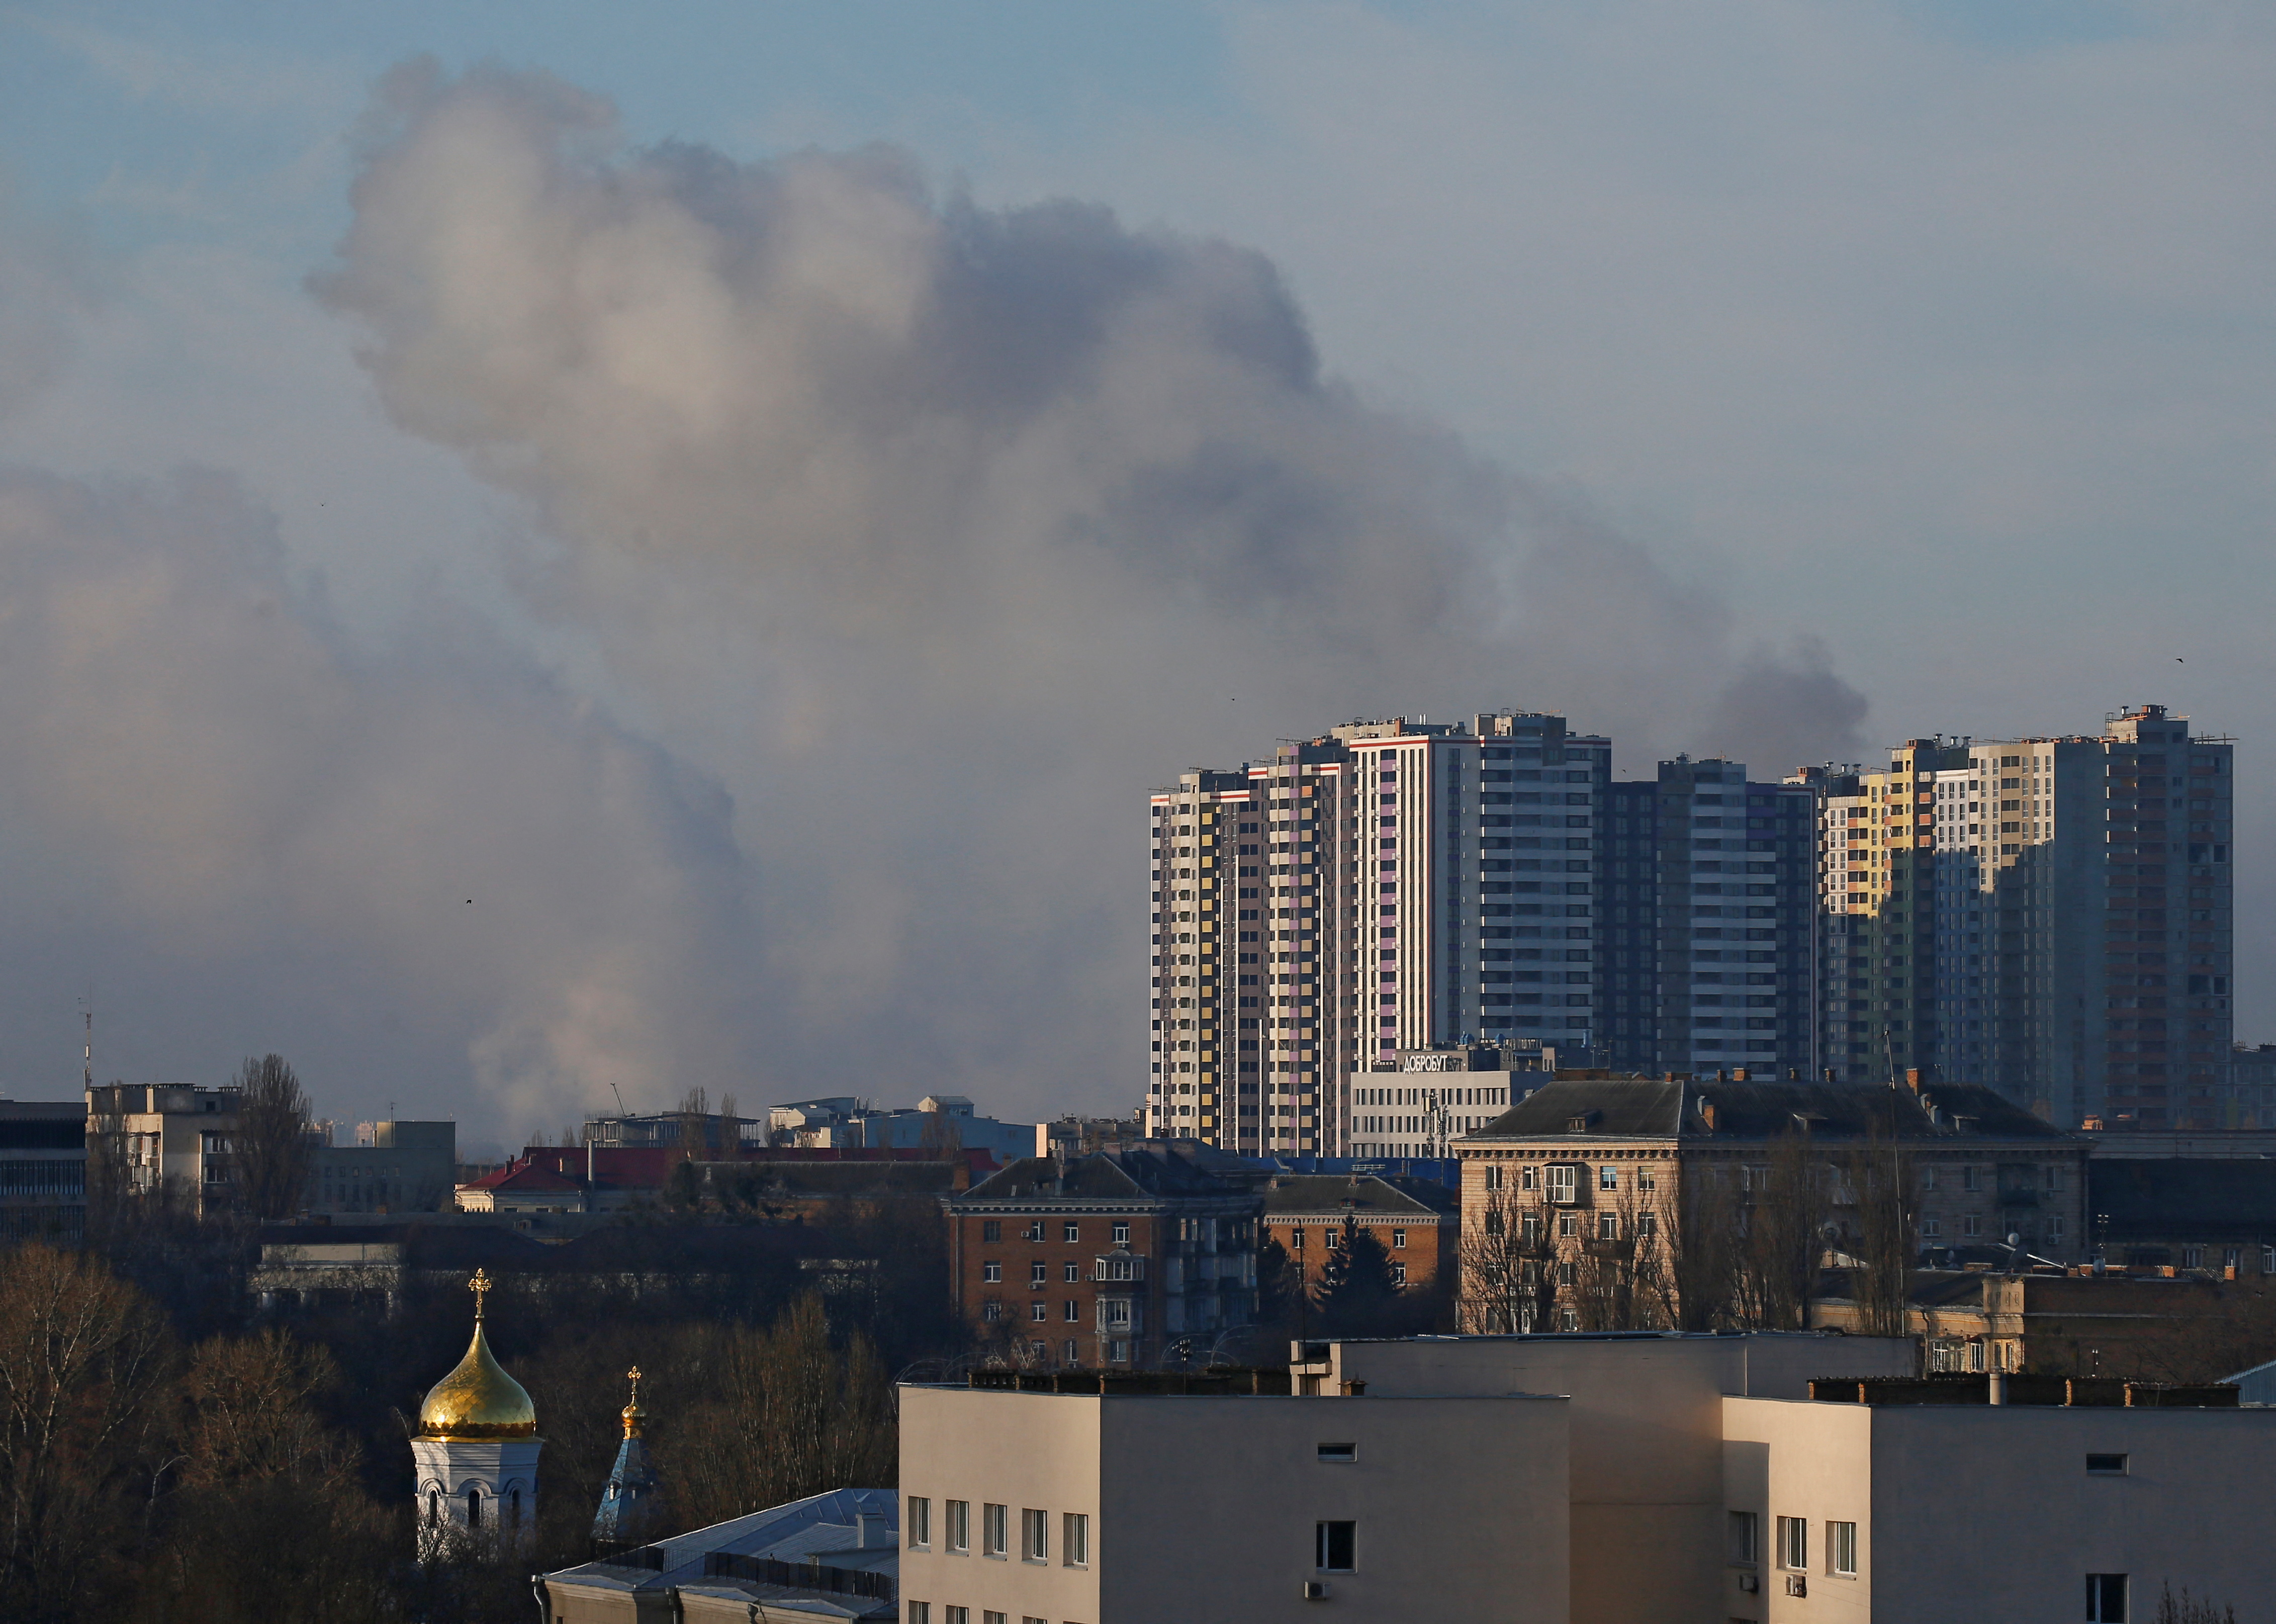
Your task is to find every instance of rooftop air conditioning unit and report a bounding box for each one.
[1785,1575,1807,1597]
[1303,1581,1329,1600]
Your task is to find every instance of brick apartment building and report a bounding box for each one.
[1264,1173,1459,1293]
[945,1141,1265,1368]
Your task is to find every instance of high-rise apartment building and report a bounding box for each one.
[1149,714,1607,1155]
[1807,704,2232,1128]
[1601,758,1817,1078]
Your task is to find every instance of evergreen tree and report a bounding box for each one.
[1309,1215,1402,1337]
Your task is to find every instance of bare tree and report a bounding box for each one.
[1659,1158,1742,1332]
[0,1244,173,1620]
[919,1106,964,1163]
[1459,1181,1560,1334]
[677,1087,712,1158]
[1575,1183,1668,1332]
[1839,1130,1916,1340]
[232,1055,315,1222]
[1731,1131,1828,1331]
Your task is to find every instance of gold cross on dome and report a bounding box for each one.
[469,1269,493,1321]
[626,1366,642,1405]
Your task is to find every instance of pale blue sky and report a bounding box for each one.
[0,1,2268,1131]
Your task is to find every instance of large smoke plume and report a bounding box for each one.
[0,61,1867,1132]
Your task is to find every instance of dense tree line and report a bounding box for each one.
[0,1178,956,1623]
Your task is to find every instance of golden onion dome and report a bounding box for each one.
[417,1271,537,1439]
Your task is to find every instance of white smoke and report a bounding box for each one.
[300,59,1867,1116]
[0,465,757,1136]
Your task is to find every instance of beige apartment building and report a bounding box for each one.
[85,1081,242,1215]
[1804,703,2233,1128]
[1455,1074,2088,1334]
[898,1373,1567,1624]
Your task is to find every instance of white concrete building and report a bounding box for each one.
[1292,1333,1916,1623]
[1724,1390,2276,1621]
[899,1374,1568,1624]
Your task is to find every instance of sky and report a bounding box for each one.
[0,2,2269,1148]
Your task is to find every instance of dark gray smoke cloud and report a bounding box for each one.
[299,59,1867,1122]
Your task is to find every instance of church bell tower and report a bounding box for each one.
[411,1270,542,1560]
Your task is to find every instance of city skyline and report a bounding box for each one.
[0,7,2269,1139]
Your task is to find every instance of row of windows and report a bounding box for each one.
[1729,1512,1856,1578]
[907,1499,1088,1566]
[980,1221,1131,1245]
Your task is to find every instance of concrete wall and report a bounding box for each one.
[1321,1334,1912,1624]
[1725,1398,2276,1622]
[899,1384,1568,1624]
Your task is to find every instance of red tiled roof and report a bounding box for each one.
[461,1160,584,1193]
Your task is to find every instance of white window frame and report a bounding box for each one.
[1021,1507,1048,1563]
[1062,1512,1089,1567]
[906,1495,931,1549]
[1777,1515,1807,1572]
[982,1502,1008,1558]
[1828,1519,1857,1577]
[946,1499,970,1554]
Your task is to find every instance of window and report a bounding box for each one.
[981,1302,1003,1322]
[982,1220,1002,1242]
[982,1261,1002,1283]
[985,1613,1006,1624]
[1727,1510,1758,1565]
[1827,1520,1856,1576]
[1485,1164,1504,1191]
[1022,1508,1048,1562]
[1291,1226,1306,1250]
[909,1606,929,1624]
[2086,1454,2129,1476]
[2086,1573,2129,1621]
[1391,1228,1407,1249]
[1599,1165,1618,1190]
[946,1500,970,1554]
[1547,1164,1577,1203]
[907,1496,931,1549]
[467,1486,481,1529]
[1921,1165,1938,1192]
[982,1503,1008,1557]
[1521,1165,1537,1191]
[1064,1222,1081,1241]
[1637,1168,1656,1192]
[1963,1165,1982,1192]
[1391,1261,1407,1285]
[1315,1520,1356,1573]
[1558,1213,1580,1238]
[1112,1221,1130,1244]
[1064,1260,1081,1283]
[1024,1221,1045,1242]
[945,1609,967,1624]
[1318,1442,1356,1462]
[1062,1512,1089,1567]
[1597,1214,1619,1240]
[1030,1301,1048,1322]
[1777,1516,1807,1571]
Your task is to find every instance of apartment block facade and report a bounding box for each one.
[944,1142,1265,1368]
[1805,704,2233,1127]
[1602,758,1818,1078]
[1148,712,1629,1156]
